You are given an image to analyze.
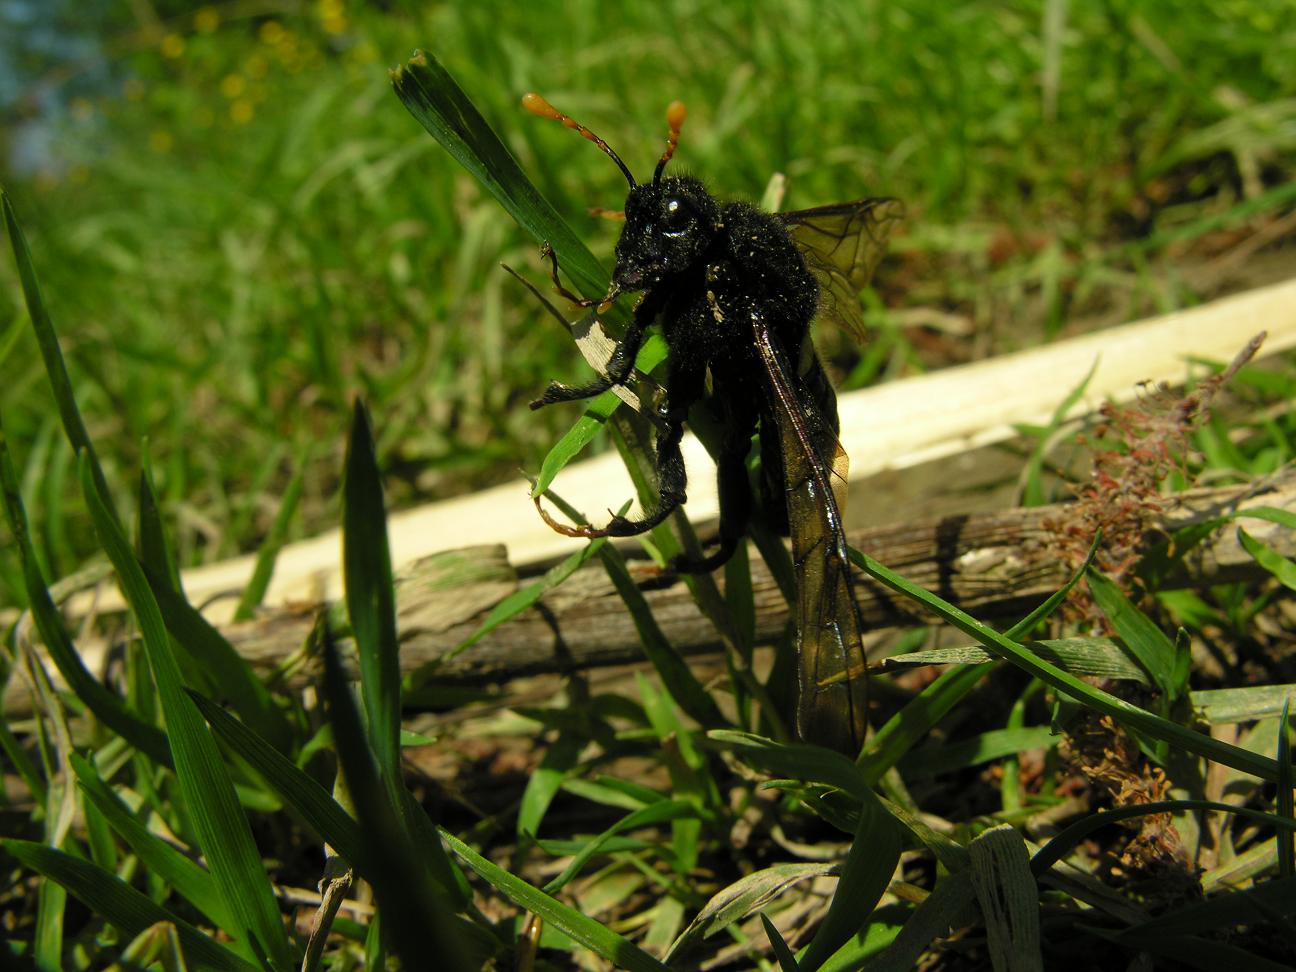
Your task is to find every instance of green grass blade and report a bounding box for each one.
[667,863,835,960]
[233,446,308,621]
[148,577,293,754]
[866,869,978,972]
[848,548,1280,782]
[1238,525,1296,592]
[70,754,229,928]
[0,418,171,767]
[859,664,991,786]
[761,913,802,971]
[860,534,1100,784]
[187,690,366,866]
[1115,871,1296,942]
[711,731,869,801]
[517,735,583,840]
[543,799,697,896]
[1279,699,1294,878]
[390,51,605,298]
[1086,567,1180,698]
[79,455,292,969]
[799,788,901,971]
[897,726,1058,780]
[966,826,1042,972]
[420,528,609,678]
[1239,506,1296,530]
[440,827,671,972]
[1192,684,1296,723]
[880,638,1150,683]
[342,400,401,784]
[339,403,466,903]
[0,839,258,972]
[137,465,183,596]
[317,622,471,969]
[2,190,116,520]
[34,876,65,972]
[597,540,726,729]
[532,335,669,495]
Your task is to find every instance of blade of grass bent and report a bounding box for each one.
[79,455,292,969]
[859,533,1100,783]
[0,421,171,766]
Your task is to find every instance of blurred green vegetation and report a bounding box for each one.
[2,0,1295,606]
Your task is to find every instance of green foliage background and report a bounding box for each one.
[2,1,1294,596]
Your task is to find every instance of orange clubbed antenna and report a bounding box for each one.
[521,92,637,188]
[652,100,687,183]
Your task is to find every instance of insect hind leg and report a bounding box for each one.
[533,407,688,539]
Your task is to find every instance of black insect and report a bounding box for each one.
[523,93,901,754]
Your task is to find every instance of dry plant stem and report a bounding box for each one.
[300,856,354,972]
[1048,332,1265,604]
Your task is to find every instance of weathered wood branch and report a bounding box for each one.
[217,479,1293,688]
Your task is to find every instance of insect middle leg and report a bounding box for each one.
[529,310,649,409]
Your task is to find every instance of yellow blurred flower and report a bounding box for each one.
[150,130,174,153]
[195,7,220,34]
[348,41,378,66]
[259,20,286,45]
[161,33,185,58]
[220,74,246,98]
[230,100,255,124]
[246,53,270,79]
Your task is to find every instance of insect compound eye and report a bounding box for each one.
[661,196,692,236]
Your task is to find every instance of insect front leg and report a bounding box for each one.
[529,281,662,410]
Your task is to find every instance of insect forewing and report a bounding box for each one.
[751,313,868,755]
